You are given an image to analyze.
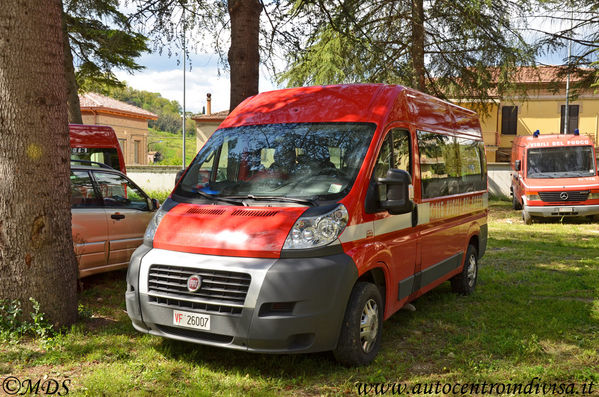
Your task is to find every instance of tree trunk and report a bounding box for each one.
[0,0,78,327]
[62,11,83,124]
[228,0,262,112]
[411,0,426,92]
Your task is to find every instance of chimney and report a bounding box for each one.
[207,93,212,115]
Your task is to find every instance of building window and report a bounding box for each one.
[118,139,127,159]
[501,106,518,135]
[560,105,579,134]
[134,140,140,164]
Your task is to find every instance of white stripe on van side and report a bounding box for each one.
[418,202,431,225]
[339,221,374,243]
[373,213,412,236]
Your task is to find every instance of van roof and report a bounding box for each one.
[220,84,481,139]
[69,124,119,147]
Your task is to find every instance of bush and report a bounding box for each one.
[0,298,54,342]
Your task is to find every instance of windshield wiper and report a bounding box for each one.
[228,194,317,207]
[194,190,245,206]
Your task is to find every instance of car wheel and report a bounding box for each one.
[512,194,522,210]
[451,245,478,295]
[333,282,383,366]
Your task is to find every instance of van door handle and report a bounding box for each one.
[111,213,125,220]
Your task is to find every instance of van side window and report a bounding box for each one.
[391,129,411,175]
[418,131,486,198]
[373,135,393,180]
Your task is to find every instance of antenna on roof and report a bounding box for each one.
[533,130,540,138]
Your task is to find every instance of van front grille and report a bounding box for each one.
[538,191,589,202]
[147,265,251,315]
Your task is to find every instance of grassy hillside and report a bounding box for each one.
[148,128,197,167]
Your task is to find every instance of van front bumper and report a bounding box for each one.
[125,247,358,354]
[524,204,599,217]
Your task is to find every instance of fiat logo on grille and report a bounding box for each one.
[560,192,569,201]
[187,275,202,292]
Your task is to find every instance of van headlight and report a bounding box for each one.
[143,206,168,245]
[283,204,348,249]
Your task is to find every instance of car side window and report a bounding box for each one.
[92,171,149,211]
[70,171,102,208]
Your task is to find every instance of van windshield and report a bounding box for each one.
[527,146,596,178]
[71,148,121,171]
[175,122,376,204]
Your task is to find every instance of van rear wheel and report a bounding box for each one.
[451,245,478,295]
[334,282,383,366]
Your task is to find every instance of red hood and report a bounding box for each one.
[153,204,306,258]
[523,175,599,190]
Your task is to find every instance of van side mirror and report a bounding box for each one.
[377,169,414,215]
[514,160,521,171]
[175,168,186,186]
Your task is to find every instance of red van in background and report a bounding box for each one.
[125,84,488,365]
[511,132,599,224]
[69,124,126,174]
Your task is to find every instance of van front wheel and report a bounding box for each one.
[451,245,478,295]
[512,195,522,210]
[334,282,383,366]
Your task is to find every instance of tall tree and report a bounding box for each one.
[279,0,537,109]
[228,0,263,110]
[63,0,149,122]
[130,0,265,112]
[0,0,78,326]
[532,1,599,89]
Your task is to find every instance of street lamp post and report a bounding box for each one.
[182,7,186,169]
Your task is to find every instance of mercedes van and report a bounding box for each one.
[125,84,488,365]
[511,131,599,224]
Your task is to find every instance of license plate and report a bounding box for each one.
[558,207,574,213]
[173,310,210,331]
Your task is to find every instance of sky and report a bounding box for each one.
[114,51,281,114]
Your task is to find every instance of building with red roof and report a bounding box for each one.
[79,92,158,165]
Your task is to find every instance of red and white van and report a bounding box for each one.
[510,132,599,224]
[69,124,126,174]
[125,84,488,365]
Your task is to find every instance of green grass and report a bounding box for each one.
[144,189,171,203]
[148,128,197,167]
[1,203,598,395]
